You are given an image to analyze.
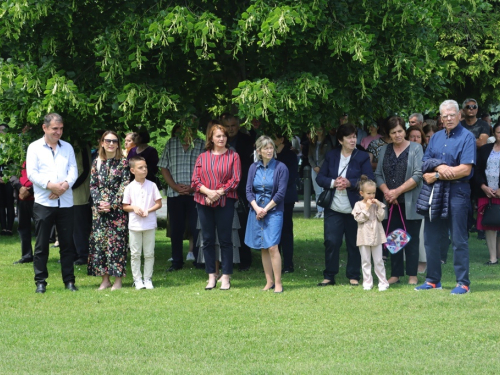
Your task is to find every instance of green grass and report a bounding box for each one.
[1,215,499,374]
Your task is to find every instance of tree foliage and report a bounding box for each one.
[1,0,499,144]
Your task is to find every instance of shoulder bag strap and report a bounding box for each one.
[397,203,407,231]
[385,204,394,237]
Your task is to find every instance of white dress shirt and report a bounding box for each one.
[26,137,78,208]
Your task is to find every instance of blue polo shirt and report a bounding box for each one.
[423,124,476,181]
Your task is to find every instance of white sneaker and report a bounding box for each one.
[134,279,145,290]
[167,257,173,261]
[363,285,373,290]
[378,285,389,291]
[320,212,324,219]
[143,279,154,289]
[186,252,195,261]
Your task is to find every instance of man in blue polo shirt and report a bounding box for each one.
[415,100,476,294]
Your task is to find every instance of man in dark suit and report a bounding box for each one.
[221,114,254,271]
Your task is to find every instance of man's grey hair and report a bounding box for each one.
[43,113,63,126]
[462,98,478,108]
[409,113,424,123]
[440,100,459,114]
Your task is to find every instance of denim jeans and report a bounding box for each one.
[424,182,470,286]
[323,208,360,281]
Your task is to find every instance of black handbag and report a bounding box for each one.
[481,199,500,227]
[316,150,356,209]
[317,188,334,208]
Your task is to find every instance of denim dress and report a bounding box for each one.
[244,159,284,249]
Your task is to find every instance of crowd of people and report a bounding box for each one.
[1,97,498,295]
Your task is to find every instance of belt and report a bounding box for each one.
[450,180,468,184]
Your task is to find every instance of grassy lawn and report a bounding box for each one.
[1,214,499,374]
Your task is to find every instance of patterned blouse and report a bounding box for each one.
[191,149,241,207]
[382,144,409,204]
[367,137,389,163]
[486,149,500,190]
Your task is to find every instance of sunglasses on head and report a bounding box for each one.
[104,139,119,144]
[465,104,478,110]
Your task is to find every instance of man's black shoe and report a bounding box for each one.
[35,283,46,294]
[166,266,182,272]
[74,259,87,266]
[282,267,294,274]
[64,282,78,292]
[14,258,33,264]
[238,266,250,272]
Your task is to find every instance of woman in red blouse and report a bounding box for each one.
[192,125,241,290]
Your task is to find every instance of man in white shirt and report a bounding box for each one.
[26,113,78,293]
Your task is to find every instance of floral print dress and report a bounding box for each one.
[87,157,130,277]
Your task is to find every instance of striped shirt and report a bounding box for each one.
[157,137,205,197]
[191,149,241,207]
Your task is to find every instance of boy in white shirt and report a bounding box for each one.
[122,156,162,289]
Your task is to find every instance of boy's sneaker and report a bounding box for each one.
[134,279,146,290]
[414,281,442,291]
[144,279,154,290]
[450,283,469,295]
[186,252,195,261]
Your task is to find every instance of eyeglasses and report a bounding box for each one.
[465,104,478,110]
[441,114,457,119]
[104,139,119,144]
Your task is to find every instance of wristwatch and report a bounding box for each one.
[435,172,439,180]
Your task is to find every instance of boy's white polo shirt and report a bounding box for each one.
[122,179,162,231]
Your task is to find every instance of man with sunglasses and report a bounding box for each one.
[461,98,490,148]
[26,113,78,293]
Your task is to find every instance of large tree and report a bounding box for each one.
[1,0,499,141]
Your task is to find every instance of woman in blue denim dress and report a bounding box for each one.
[245,136,289,293]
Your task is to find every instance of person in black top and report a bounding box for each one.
[460,98,490,148]
[274,134,299,273]
[221,113,254,271]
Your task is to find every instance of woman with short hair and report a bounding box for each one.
[375,116,424,285]
[316,124,374,286]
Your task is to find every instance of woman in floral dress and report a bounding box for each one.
[88,131,130,290]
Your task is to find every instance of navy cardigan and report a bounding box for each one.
[246,159,289,212]
[316,148,374,208]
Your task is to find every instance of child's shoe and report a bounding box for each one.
[134,279,146,290]
[144,279,154,290]
[378,284,389,291]
[363,285,373,291]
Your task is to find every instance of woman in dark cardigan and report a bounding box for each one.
[475,122,500,265]
[375,116,423,285]
[274,134,299,274]
[316,124,374,286]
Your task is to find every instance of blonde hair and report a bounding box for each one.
[359,174,376,192]
[255,135,277,161]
